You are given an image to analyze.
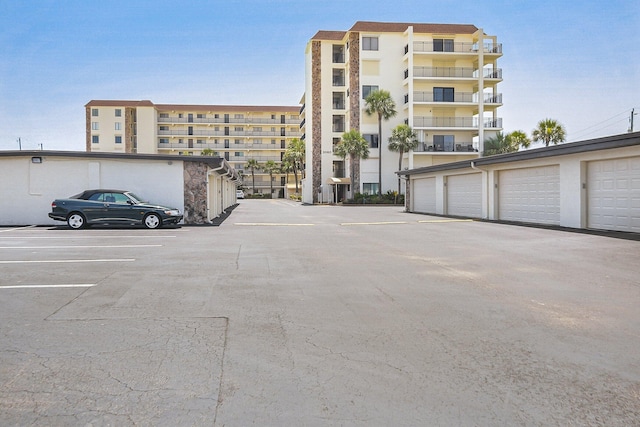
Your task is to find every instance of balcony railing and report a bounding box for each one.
[413,141,477,153]
[413,116,502,128]
[410,92,502,104]
[412,41,502,54]
[157,129,301,137]
[157,117,300,125]
[408,67,502,79]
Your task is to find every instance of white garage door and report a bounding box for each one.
[412,177,436,213]
[447,173,482,218]
[588,157,640,232]
[499,165,560,225]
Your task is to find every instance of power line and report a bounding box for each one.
[568,108,635,141]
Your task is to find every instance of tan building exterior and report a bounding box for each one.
[301,21,503,204]
[86,100,302,197]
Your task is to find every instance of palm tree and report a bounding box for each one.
[483,131,532,156]
[283,138,305,193]
[365,89,397,196]
[532,119,566,147]
[388,124,419,194]
[261,160,280,198]
[334,129,369,198]
[245,158,260,194]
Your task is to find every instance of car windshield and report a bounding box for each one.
[126,193,146,204]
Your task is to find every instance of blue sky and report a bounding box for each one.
[1,0,638,151]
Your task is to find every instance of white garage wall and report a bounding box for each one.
[1,155,184,225]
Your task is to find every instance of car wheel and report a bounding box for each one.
[144,213,162,229]
[67,212,86,229]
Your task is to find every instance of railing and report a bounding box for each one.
[157,117,300,125]
[158,142,289,150]
[413,117,502,128]
[413,41,502,54]
[413,141,477,153]
[332,78,345,87]
[410,92,502,104]
[157,129,301,137]
[408,66,502,79]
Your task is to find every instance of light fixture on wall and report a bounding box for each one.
[31,157,42,164]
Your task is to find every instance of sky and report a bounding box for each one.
[1,0,638,151]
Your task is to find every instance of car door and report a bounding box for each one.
[84,192,110,222]
[104,192,137,223]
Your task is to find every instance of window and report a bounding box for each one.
[332,69,345,86]
[433,39,454,52]
[433,135,455,152]
[115,122,121,130]
[160,138,169,144]
[235,152,244,157]
[434,87,454,102]
[234,126,243,132]
[362,37,379,51]
[115,136,122,144]
[363,134,379,148]
[253,138,262,144]
[115,109,122,117]
[332,44,345,62]
[197,139,205,144]
[91,122,99,130]
[363,183,379,195]
[92,135,99,144]
[234,114,244,119]
[160,113,169,118]
[159,125,169,131]
[197,113,206,119]
[362,85,379,99]
[91,108,98,117]
[332,115,345,133]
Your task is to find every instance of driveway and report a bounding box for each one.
[1,200,639,426]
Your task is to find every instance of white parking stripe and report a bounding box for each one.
[341,221,408,226]
[0,244,162,249]
[0,235,176,239]
[1,284,96,289]
[0,226,37,232]
[234,223,314,226]
[0,259,135,264]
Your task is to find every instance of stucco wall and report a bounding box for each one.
[0,155,184,225]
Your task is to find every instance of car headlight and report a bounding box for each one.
[164,209,180,216]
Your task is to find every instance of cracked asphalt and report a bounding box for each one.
[1,199,639,426]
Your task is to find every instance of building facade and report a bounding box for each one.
[301,21,503,204]
[86,100,302,197]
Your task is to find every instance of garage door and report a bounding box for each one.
[588,157,640,232]
[412,177,436,213]
[499,165,560,225]
[447,173,482,218]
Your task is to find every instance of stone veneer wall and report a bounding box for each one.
[311,40,322,203]
[348,32,361,192]
[125,107,136,153]
[85,107,91,151]
[183,161,209,224]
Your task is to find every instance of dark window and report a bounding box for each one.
[433,39,454,52]
[433,135,455,152]
[434,87,454,102]
[362,85,379,99]
[362,37,379,51]
[363,134,379,148]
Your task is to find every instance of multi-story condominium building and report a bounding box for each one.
[85,100,302,197]
[301,21,502,204]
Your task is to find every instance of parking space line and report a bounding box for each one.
[0,259,135,264]
[1,284,96,289]
[417,219,474,223]
[341,221,408,226]
[0,235,176,239]
[0,244,162,249]
[0,225,37,233]
[234,223,315,226]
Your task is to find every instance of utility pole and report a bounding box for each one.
[18,137,21,150]
[630,108,637,133]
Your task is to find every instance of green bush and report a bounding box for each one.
[343,191,404,205]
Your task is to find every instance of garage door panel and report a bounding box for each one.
[413,177,436,214]
[447,173,482,218]
[498,165,560,225]
[588,157,640,232]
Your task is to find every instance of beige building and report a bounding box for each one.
[86,100,302,197]
[301,21,503,204]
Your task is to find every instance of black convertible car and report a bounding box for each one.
[49,189,183,229]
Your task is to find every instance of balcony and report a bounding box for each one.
[413,117,502,129]
[157,117,300,125]
[413,141,477,153]
[157,129,301,137]
[409,92,502,104]
[412,41,502,54]
[407,67,502,79]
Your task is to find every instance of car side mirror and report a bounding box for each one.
[127,200,135,205]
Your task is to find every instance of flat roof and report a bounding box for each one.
[85,100,300,112]
[398,132,640,176]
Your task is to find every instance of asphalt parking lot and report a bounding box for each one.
[1,199,639,426]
